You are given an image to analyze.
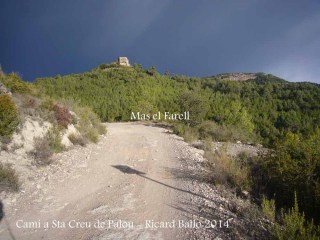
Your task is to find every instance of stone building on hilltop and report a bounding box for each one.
[118,57,130,67]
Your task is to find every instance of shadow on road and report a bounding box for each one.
[111,165,213,202]
[164,165,209,183]
[112,165,146,175]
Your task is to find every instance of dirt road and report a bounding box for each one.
[0,122,227,240]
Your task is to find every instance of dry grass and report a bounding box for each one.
[74,106,106,143]
[31,136,53,166]
[262,196,276,222]
[0,163,19,191]
[68,133,88,146]
[47,126,65,152]
[0,136,11,152]
[173,123,199,142]
[205,149,251,191]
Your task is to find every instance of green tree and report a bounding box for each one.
[0,94,19,136]
[178,91,209,126]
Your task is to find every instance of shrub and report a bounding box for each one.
[31,126,64,165]
[47,126,65,152]
[52,103,72,128]
[37,97,56,122]
[2,73,33,93]
[11,93,43,119]
[0,65,4,78]
[0,136,11,151]
[0,143,8,152]
[21,95,38,109]
[198,120,255,143]
[99,64,108,70]
[68,133,88,146]
[0,94,19,136]
[205,149,251,191]
[86,130,99,143]
[173,123,199,142]
[178,91,209,127]
[40,97,55,111]
[146,66,158,76]
[10,143,24,152]
[74,106,106,143]
[204,150,228,184]
[31,137,53,165]
[131,100,157,119]
[0,163,19,191]
[275,193,320,240]
[198,121,218,139]
[96,123,107,135]
[202,137,213,151]
[262,196,276,222]
[252,130,320,223]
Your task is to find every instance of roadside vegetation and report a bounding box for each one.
[203,135,320,238]
[0,162,19,191]
[0,94,19,136]
[0,69,106,190]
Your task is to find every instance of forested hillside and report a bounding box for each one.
[36,64,320,146]
[36,64,184,121]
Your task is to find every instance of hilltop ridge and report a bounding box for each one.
[35,61,320,146]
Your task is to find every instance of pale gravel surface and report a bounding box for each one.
[0,122,268,240]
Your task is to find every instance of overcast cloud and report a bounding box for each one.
[0,0,319,83]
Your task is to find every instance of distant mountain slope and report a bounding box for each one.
[204,72,257,81]
[203,72,287,83]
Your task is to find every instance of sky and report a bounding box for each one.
[0,0,320,83]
